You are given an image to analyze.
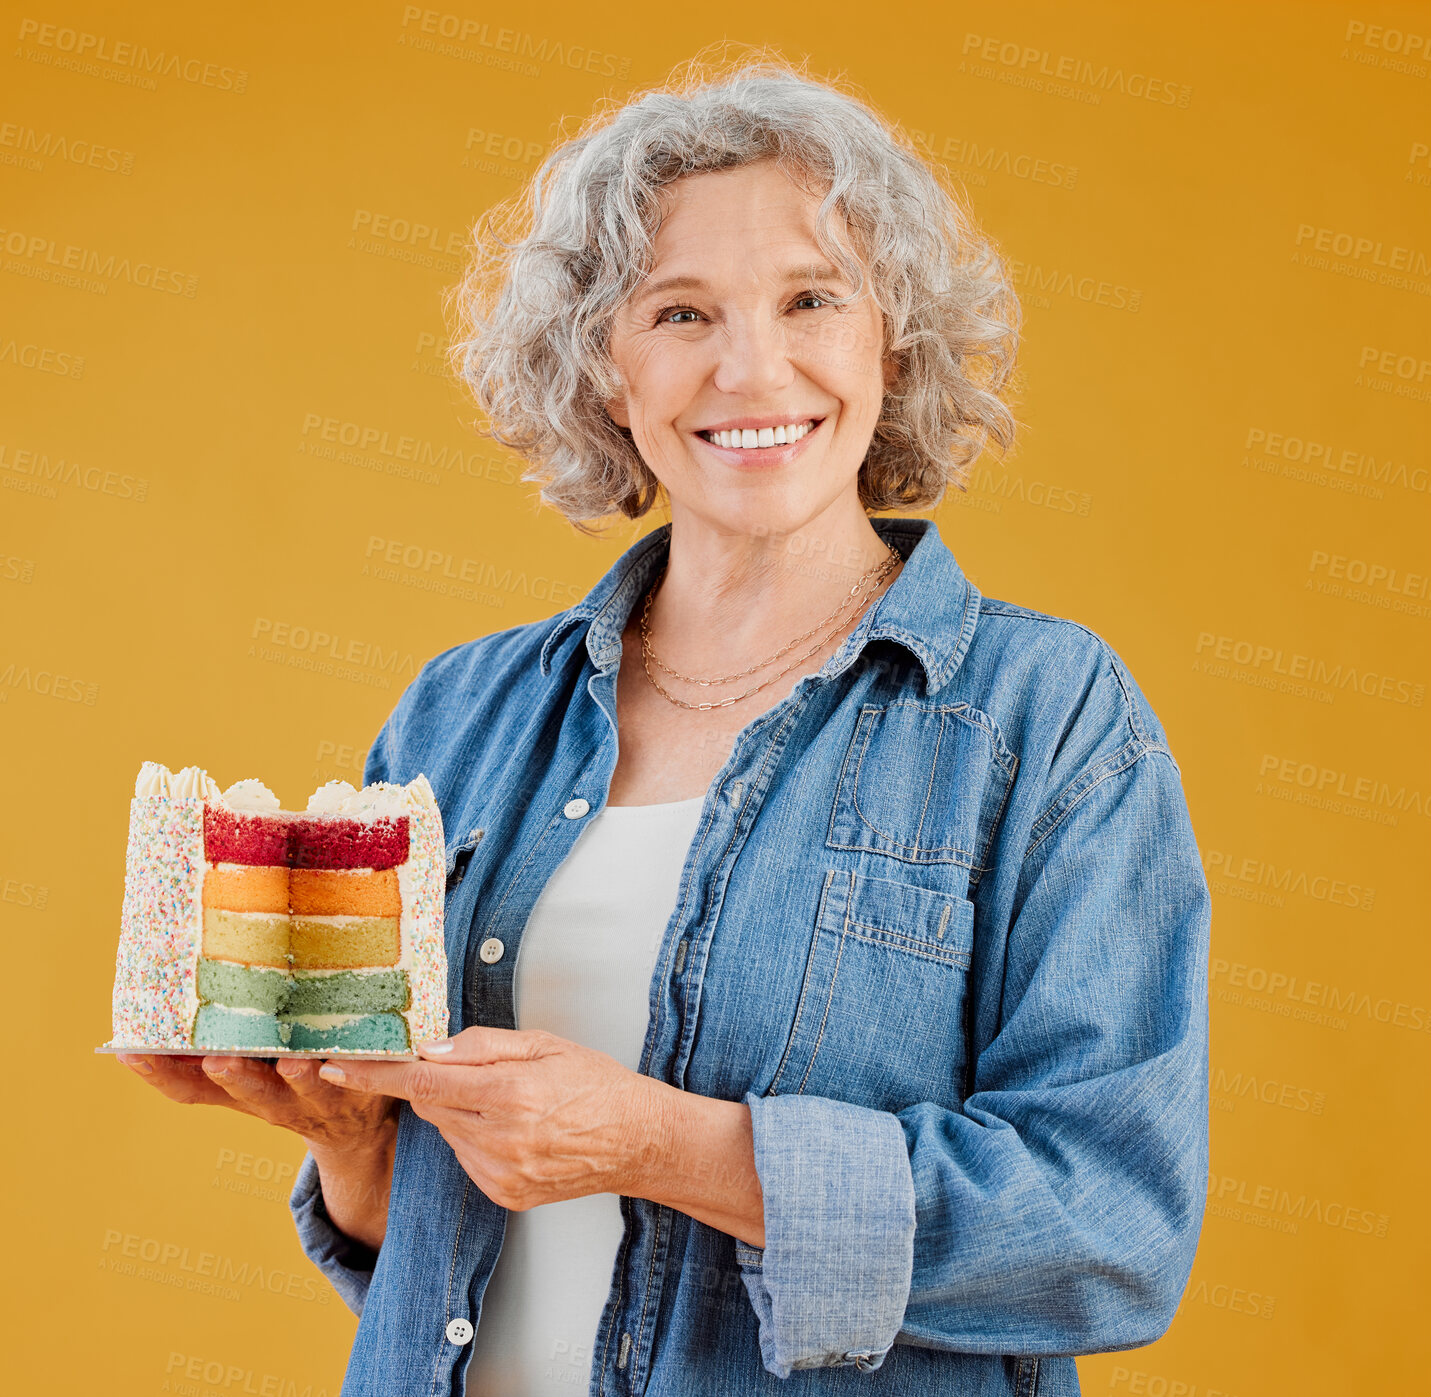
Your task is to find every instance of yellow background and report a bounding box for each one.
[5,2,1429,1392]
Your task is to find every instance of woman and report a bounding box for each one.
[119,57,1210,1397]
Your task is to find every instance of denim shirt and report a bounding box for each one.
[289,515,1210,1397]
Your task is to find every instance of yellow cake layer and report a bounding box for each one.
[201,909,291,968]
[289,916,401,970]
[289,868,401,917]
[202,865,290,914]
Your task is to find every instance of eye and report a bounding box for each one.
[656,306,701,325]
[793,292,831,311]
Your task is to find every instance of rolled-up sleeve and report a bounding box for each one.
[736,1094,916,1376]
[737,743,1210,1370]
[289,1151,379,1317]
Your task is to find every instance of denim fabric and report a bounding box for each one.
[288,516,1210,1396]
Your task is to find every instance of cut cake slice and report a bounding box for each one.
[108,763,448,1053]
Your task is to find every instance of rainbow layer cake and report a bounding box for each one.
[108,762,447,1053]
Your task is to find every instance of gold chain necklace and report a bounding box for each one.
[643,543,901,687]
[638,544,901,711]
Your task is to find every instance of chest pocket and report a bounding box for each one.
[445,827,484,893]
[767,870,975,1113]
[826,701,1017,883]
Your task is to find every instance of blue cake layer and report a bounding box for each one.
[193,1004,291,1050]
[283,1013,410,1052]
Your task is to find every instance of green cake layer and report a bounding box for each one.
[283,1013,410,1052]
[193,1004,291,1050]
[195,959,408,1013]
[197,957,291,1013]
[287,969,410,1015]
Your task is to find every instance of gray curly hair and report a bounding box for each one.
[446,49,1021,529]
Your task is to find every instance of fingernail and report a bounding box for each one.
[418,1039,455,1055]
[125,1058,153,1076]
[275,1060,301,1077]
[318,1063,346,1083]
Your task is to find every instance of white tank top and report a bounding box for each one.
[467,791,708,1396]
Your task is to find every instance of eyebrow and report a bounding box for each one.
[633,261,847,304]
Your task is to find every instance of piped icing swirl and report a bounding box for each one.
[223,779,283,814]
[169,766,222,801]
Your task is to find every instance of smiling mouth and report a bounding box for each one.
[696,418,823,450]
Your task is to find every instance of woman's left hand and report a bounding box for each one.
[317,1027,728,1219]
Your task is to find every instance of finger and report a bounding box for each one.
[202,1054,319,1116]
[414,1025,562,1066]
[319,1056,509,1113]
[116,1053,239,1108]
[274,1057,380,1109]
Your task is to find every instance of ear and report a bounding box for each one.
[881,354,899,393]
[606,394,631,429]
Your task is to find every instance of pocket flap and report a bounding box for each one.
[444,828,483,889]
[817,870,974,965]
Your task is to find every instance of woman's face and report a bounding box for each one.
[605,159,895,540]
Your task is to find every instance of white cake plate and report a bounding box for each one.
[95,1044,417,1061]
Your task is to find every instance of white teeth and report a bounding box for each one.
[701,420,816,449]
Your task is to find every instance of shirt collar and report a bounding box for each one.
[537,515,981,695]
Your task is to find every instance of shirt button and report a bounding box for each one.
[478,938,505,964]
[563,797,590,819]
[446,1317,474,1345]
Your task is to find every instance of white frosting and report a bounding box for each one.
[223,778,282,814]
[355,781,422,817]
[170,765,221,800]
[306,780,360,814]
[304,775,435,818]
[135,762,172,798]
[132,762,437,819]
[408,773,439,812]
[287,912,386,924]
[291,966,395,979]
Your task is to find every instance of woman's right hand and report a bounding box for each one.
[115,1052,397,1250]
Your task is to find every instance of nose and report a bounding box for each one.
[712,311,796,399]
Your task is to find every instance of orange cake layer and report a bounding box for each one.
[290,916,401,969]
[289,867,401,917]
[201,909,291,968]
[202,864,290,914]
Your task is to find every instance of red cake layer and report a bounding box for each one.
[204,807,409,870]
[204,808,289,866]
[290,816,410,870]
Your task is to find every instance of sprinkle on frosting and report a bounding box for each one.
[110,795,205,1047]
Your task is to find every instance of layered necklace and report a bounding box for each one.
[638,542,902,711]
